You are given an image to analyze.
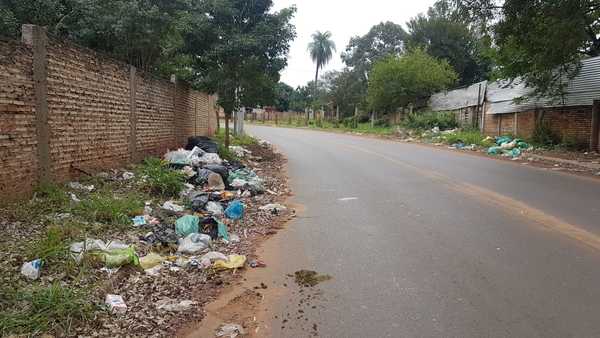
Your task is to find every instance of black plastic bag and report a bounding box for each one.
[203,164,229,182]
[185,136,218,153]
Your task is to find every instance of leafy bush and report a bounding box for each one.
[403,111,458,130]
[357,114,371,123]
[137,157,185,197]
[531,120,560,147]
[374,118,390,127]
[341,116,356,128]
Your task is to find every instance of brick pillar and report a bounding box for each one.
[22,25,50,183]
[128,66,137,162]
[591,100,600,152]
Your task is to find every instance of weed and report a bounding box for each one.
[74,192,143,228]
[0,183,73,222]
[217,143,238,162]
[558,135,588,151]
[213,129,258,147]
[137,157,185,197]
[0,283,94,336]
[531,120,560,147]
[402,111,458,130]
[442,129,493,147]
[27,226,70,262]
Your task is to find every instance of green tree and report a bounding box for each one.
[458,0,600,98]
[308,31,336,93]
[274,82,294,112]
[289,85,311,112]
[367,49,457,114]
[342,22,409,78]
[407,0,492,85]
[185,0,296,147]
[340,22,409,116]
[0,0,78,37]
[1,0,191,73]
[321,69,365,118]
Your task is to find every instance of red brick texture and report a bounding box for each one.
[483,106,592,144]
[0,39,38,196]
[0,35,216,197]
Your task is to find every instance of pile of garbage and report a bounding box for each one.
[486,136,530,158]
[20,136,287,322]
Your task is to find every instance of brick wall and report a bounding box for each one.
[483,112,515,136]
[483,106,592,144]
[0,27,216,197]
[0,38,37,195]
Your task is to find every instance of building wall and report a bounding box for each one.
[0,29,215,197]
[483,106,592,143]
[0,39,38,195]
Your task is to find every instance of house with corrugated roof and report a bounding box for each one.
[428,56,600,149]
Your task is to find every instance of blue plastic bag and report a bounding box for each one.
[225,200,244,220]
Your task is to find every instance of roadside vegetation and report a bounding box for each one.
[0,130,253,336]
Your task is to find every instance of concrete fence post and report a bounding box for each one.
[591,100,600,152]
[22,25,51,184]
[128,66,137,162]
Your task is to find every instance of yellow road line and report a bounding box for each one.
[343,143,600,252]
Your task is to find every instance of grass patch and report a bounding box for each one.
[1,183,72,222]
[213,129,259,147]
[217,143,238,162]
[137,157,185,197]
[26,226,71,263]
[0,283,94,336]
[442,129,494,147]
[74,192,144,228]
[213,129,259,161]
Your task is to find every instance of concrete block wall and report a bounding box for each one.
[0,26,216,198]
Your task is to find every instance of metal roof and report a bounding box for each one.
[427,56,600,114]
[486,56,600,114]
[429,81,487,111]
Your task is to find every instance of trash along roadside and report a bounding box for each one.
[389,125,600,176]
[0,134,291,338]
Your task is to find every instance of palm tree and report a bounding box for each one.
[308,30,336,91]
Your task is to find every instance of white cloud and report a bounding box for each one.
[272,0,438,88]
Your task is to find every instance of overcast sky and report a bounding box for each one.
[272,0,438,88]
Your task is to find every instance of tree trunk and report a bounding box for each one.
[216,109,220,133]
[224,112,231,148]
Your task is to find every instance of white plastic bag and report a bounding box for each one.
[177,233,212,254]
[21,259,42,280]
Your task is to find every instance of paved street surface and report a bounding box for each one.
[247,125,600,338]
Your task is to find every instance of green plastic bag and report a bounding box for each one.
[175,215,200,237]
[487,146,502,155]
[94,247,140,268]
[228,168,257,183]
[496,136,512,145]
[217,220,229,241]
[509,148,522,158]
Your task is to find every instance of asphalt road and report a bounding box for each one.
[246,125,600,338]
